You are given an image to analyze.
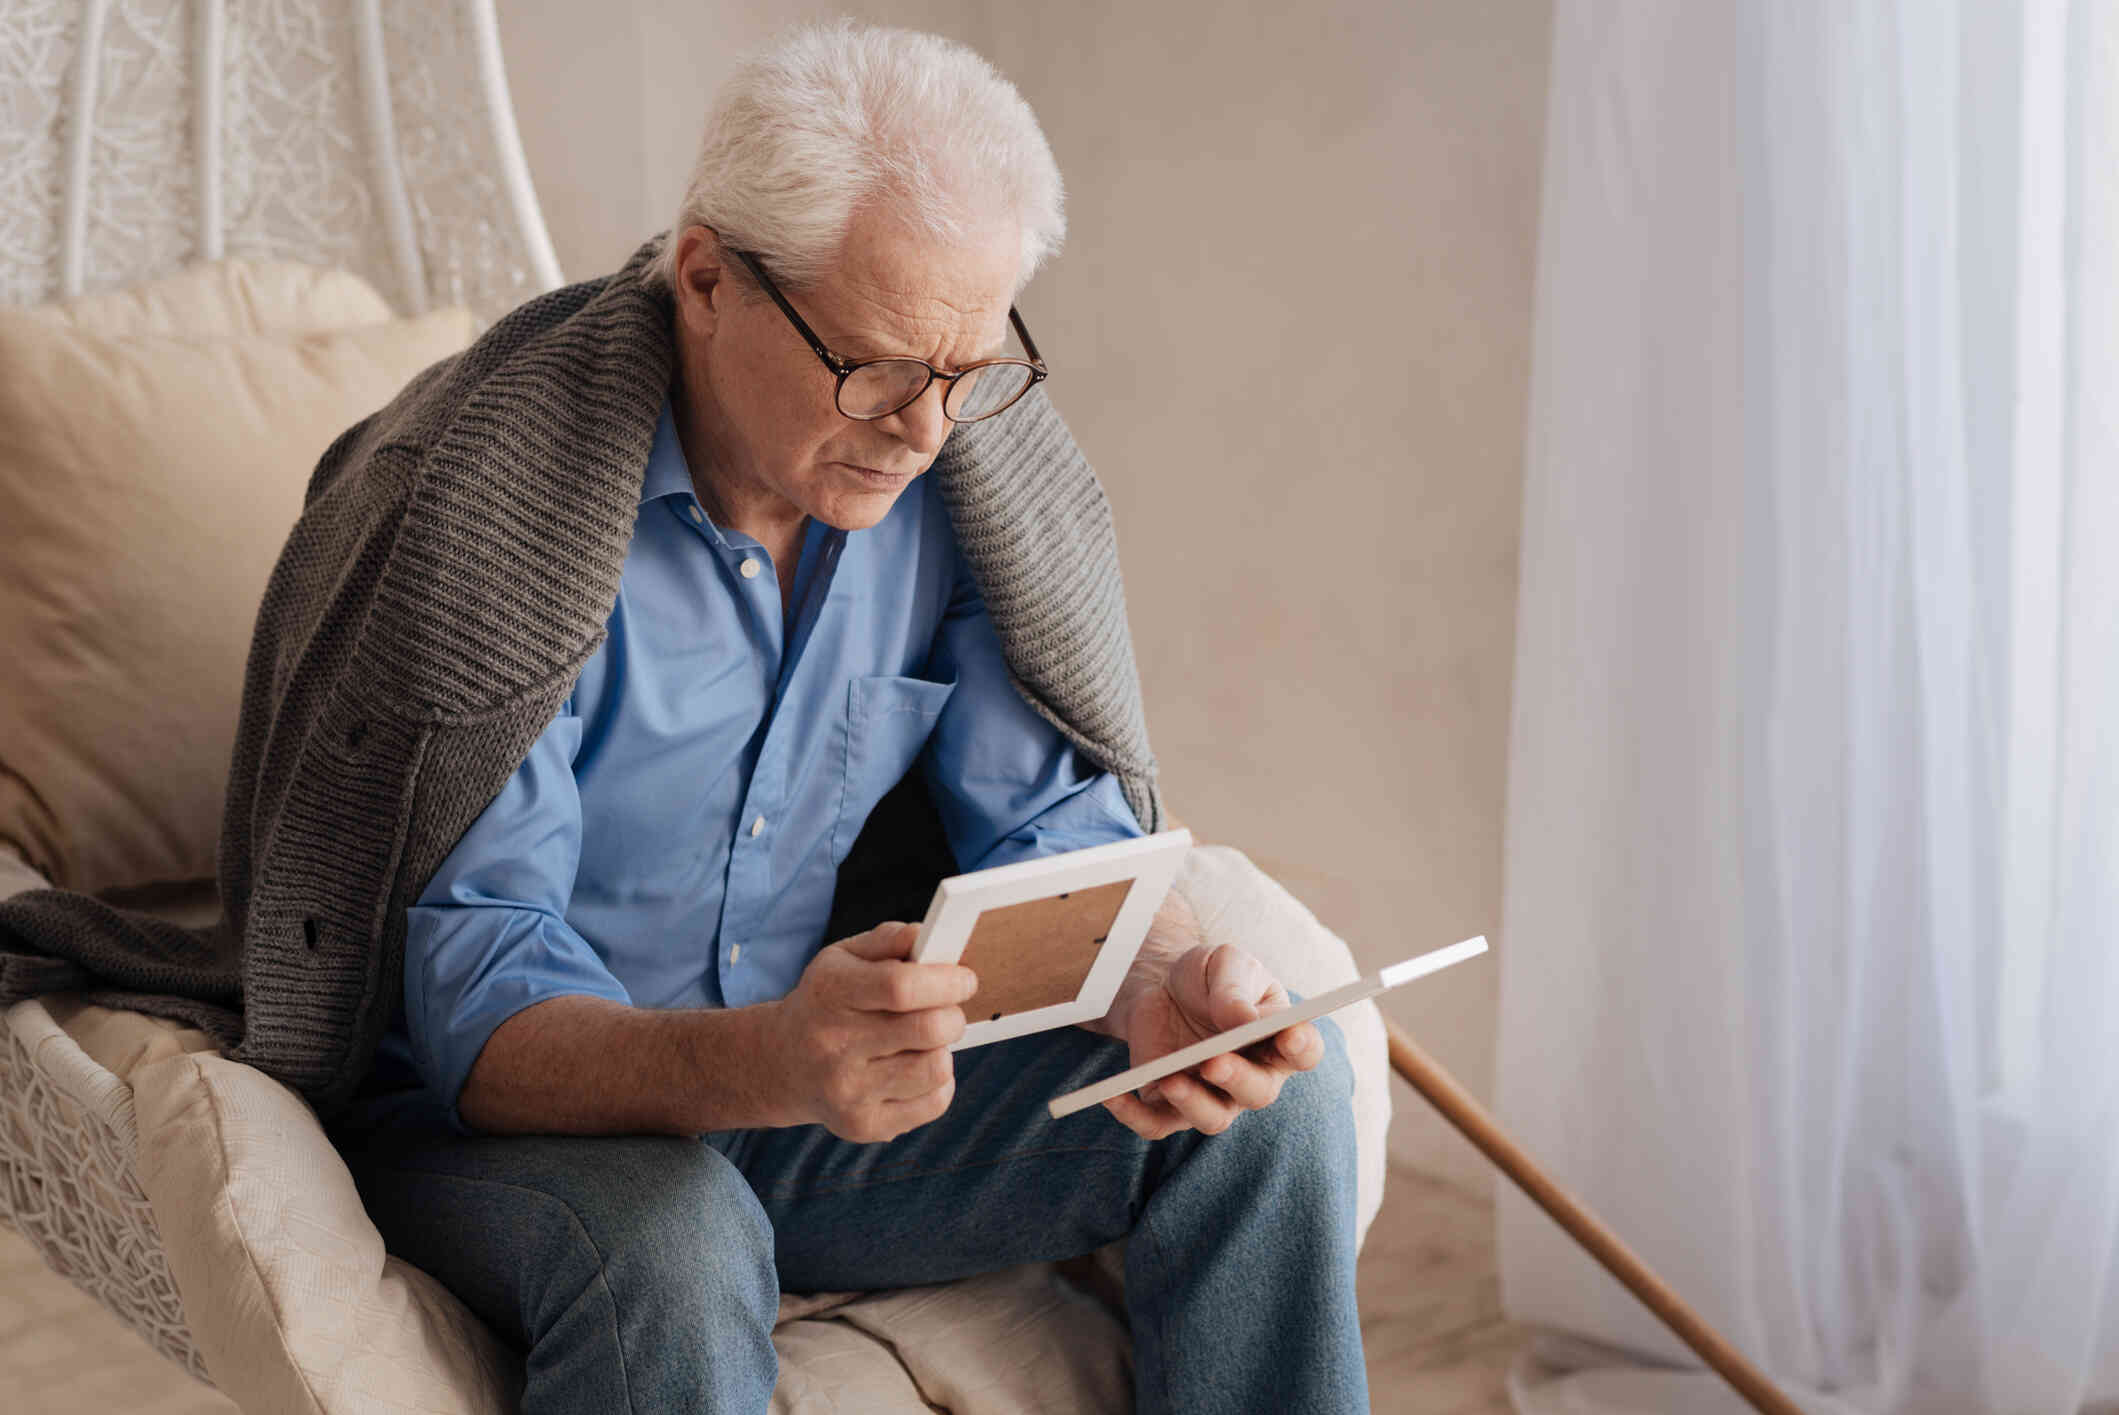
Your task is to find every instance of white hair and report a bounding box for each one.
[648,21,1065,297]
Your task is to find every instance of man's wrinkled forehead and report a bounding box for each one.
[803,209,1020,358]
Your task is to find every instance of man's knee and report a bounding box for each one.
[576,1137,778,1328]
[483,1137,777,1412]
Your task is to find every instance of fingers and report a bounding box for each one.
[1151,1070,1242,1134]
[1272,1019,1324,1070]
[868,1045,956,1103]
[1201,943,1287,1030]
[1103,1058,1277,1140]
[1103,1090,1184,1140]
[1196,1049,1286,1110]
[1170,942,1288,1035]
[1170,1016,1324,1117]
[831,1068,956,1143]
[1103,1069,1259,1140]
[1191,942,1314,1076]
[838,955,979,1014]
[875,1074,956,1134]
[1101,1017,1328,1140]
[876,1004,967,1054]
[833,921,920,961]
[1230,1018,1325,1074]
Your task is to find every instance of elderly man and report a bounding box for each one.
[310,22,1367,1415]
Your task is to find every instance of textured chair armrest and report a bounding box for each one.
[1,844,205,1371]
[0,997,210,1380]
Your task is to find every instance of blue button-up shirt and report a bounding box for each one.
[364,403,1143,1131]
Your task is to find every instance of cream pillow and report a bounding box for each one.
[0,304,478,891]
[32,260,395,339]
[46,998,524,1414]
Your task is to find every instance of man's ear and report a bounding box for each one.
[672,225,730,339]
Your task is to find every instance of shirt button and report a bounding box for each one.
[750,815,765,837]
[729,945,742,964]
[739,558,761,579]
[688,503,704,524]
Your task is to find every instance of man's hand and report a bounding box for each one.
[1098,894,1324,1140]
[765,921,976,1143]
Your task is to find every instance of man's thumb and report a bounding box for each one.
[1211,985,1262,1032]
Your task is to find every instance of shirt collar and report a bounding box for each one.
[638,398,853,560]
[639,399,696,507]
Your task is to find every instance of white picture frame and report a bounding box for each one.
[1047,936,1490,1118]
[910,828,1194,1049]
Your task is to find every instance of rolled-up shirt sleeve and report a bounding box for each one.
[403,701,631,1132]
[921,556,1146,874]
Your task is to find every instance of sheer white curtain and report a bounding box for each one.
[1496,2,2117,1412]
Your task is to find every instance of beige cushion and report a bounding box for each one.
[50,997,525,1415]
[0,303,477,890]
[31,260,395,340]
[772,1266,1130,1413]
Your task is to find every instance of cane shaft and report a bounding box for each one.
[1383,1021,1803,1415]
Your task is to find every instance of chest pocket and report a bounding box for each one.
[831,674,958,866]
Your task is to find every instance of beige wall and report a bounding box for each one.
[984,4,1549,1195]
[497,1,1552,1195]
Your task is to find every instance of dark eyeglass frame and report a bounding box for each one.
[729,247,1047,424]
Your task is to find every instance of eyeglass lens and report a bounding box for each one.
[838,360,930,418]
[838,359,1036,422]
[946,363,1035,421]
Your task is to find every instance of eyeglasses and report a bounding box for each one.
[730,248,1047,424]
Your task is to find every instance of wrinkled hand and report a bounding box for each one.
[1103,942,1323,1140]
[767,922,976,1143]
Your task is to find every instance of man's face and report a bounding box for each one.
[670,208,1022,533]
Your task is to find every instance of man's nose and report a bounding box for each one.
[881,378,953,456]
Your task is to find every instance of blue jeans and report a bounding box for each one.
[331,1020,1366,1415]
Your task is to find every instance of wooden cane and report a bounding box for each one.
[1381,1018,1804,1415]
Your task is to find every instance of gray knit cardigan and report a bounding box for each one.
[0,238,1160,1116]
